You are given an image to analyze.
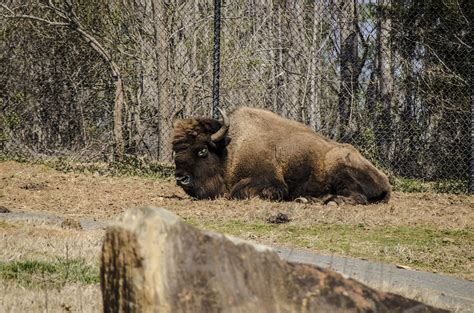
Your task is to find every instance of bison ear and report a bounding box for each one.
[212,136,231,151]
[198,118,222,134]
[223,137,231,146]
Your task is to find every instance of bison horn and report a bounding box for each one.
[210,107,230,142]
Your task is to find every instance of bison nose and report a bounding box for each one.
[176,174,191,186]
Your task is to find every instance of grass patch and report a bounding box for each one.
[0,258,100,288]
[393,177,469,194]
[393,178,429,193]
[433,179,470,194]
[190,219,473,278]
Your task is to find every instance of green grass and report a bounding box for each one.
[0,258,100,288]
[393,178,429,193]
[189,219,473,277]
[393,177,469,194]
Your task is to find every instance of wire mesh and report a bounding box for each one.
[0,0,471,192]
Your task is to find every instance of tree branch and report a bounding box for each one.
[46,0,69,20]
[0,3,14,14]
[1,3,117,77]
[1,3,68,26]
[1,13,69,26]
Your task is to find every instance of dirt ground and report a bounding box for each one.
[1,161,472,228]
[0,160,473,311]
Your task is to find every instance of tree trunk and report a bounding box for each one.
[130,0,161,158]
[337,0,358,141]
[273,1,284,115]
[309,0,323,130]
[376,0,393,159]
[284,0,305,121]
[153,0,172,162]
[112,72,125,159]
[184,0,199,117]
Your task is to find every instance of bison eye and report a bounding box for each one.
[197,148,208,158]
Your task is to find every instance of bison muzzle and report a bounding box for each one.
[172,107,391,204]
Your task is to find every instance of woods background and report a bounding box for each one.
[0,0,472,192]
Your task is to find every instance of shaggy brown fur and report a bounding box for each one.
[172,107,391,204]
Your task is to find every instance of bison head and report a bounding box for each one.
[172,109,231,199]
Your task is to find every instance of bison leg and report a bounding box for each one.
[321,192,368,205]
[294,196,321,203]
[229,177,288,201]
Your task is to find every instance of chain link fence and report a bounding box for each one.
[0,0,472,193]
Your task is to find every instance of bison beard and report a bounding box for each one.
[172,107,391,204]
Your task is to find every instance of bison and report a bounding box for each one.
[172,106,391,204]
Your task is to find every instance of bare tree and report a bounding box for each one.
[308,0,324,131]
[376,0,393,157]
[284,0,305,121]
[272,1,285,114]
[336,0,371,141]
[153,0,172,162]
[1,2,126,160]
[337,0,358,140]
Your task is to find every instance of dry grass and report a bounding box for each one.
[0,160,473,311]
[1,161,472,229]
[0,219,103,312]
[1,282,101,312]
[0,220,103,266]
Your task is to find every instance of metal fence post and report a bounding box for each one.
[212,0,222,119]
[471,56,474,194]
